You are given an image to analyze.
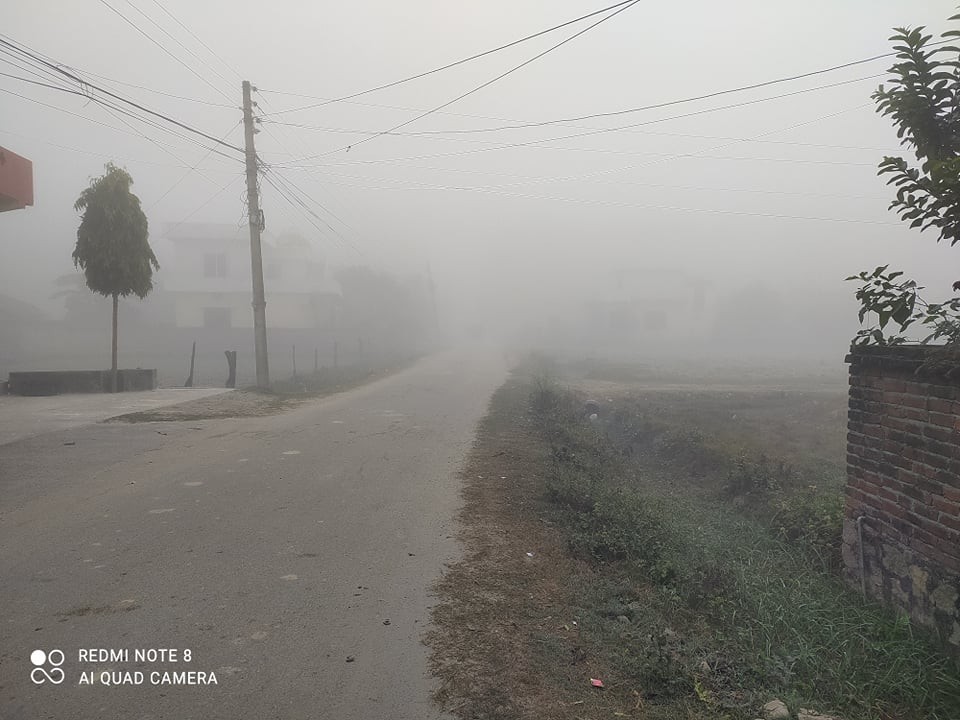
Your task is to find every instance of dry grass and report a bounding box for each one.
[428,378,713,720]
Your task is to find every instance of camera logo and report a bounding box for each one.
[30,649,65,685]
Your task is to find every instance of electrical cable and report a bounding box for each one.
[262,169,362,255]
[148,0,244,82]
[124,0,234,87]
[0,36,244,154]
[304,173,900,227]
[148,120,243,209]
[311,0,642,158]
[164,174,244,235]
[97,0,233,104]
[275,75,880,169]
[262,0,639,116]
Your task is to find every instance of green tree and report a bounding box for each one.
[850,13,960,345]
[72,163,158,389]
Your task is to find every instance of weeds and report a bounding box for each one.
[529,379,960,720]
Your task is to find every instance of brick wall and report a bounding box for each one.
[844,346,960,652]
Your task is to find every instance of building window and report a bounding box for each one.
[203,307,232,329]
[204,253,227,278]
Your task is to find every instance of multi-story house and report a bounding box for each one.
[162,223,340,332]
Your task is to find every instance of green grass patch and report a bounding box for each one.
[529,373,960,720]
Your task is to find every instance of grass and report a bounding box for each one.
[531,371,960,719]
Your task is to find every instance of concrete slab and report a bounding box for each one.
[0,387,232,446]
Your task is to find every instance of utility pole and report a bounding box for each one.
[242,80,270,388]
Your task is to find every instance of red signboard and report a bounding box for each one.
[0,146,34,212]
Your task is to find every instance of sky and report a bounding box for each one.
[2,0,959,357]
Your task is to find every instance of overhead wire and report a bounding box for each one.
[262,173,364,257]
[309,0,643,159]
[274,75,882,169]
[148,120,244,210]
[295,165,885,201]
[304,173,899,227]
[125,2,365,249]
[261,168,363,256]
[147,0,244,82]
[96,0,234,104]
[0,64,240,163]
[255,92,360,237]
[164,174,245,235]
[0,127,236,171]
[261,0,639,116]
[262,39,950,123]
[0,35,233,112]
[0,36,244,154]
[123,0,234,88]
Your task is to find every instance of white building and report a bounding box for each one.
[162,223,340,331]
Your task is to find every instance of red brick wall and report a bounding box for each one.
[844,347,960,651]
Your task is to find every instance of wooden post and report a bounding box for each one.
[185,341,196,387]
[224,350,237,388]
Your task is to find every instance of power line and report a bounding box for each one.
[263,73,884,157]
[254,90,898,154]
[97,0,233,104]
[0,127,237,171]
[306,173,899,227]
[275,76,880,169]
[69,68,234,107]
[375,61,897,135]
[300,166,885,201]
[148,0,243,82]
[0,36,245,154]
[164,174,244,235]
[0,34,232,108]
[262,0,639,117]
[262,38,951,120]
[311,0,642,159]
[473,104,874,192]
[262,168,362,255]
[0,70,86,95]
[261,117,897,154]
[124,0,234,87]
[0,75,242,165]
[148,120,243,209]
[0,85,200,152]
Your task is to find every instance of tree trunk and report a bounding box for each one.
[111,293,119,393]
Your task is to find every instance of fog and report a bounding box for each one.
[3,0,958,382]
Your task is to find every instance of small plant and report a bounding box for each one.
[851,14,960,345]
[847,266,960,346]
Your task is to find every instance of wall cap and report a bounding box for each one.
[846,344,960,379]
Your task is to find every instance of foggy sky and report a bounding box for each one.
[3,0,959,355]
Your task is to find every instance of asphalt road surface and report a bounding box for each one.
[0,350,506,720]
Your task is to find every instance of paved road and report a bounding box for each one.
[0,351,506,720]
[0,388,231,447]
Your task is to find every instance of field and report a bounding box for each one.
[428,358,960,720]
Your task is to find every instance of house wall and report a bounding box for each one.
[844,346,960,653]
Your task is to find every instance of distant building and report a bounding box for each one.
[162,223,340,331]
[0,146,34,213]
[583,266,709,340]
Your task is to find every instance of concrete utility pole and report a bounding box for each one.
[242,80,270,388]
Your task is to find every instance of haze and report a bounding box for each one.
[3,0,957,380]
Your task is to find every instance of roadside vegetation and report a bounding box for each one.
[430,359,960,720]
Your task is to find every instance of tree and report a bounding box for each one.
[72,163,158,389]
[850,13,960,345]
